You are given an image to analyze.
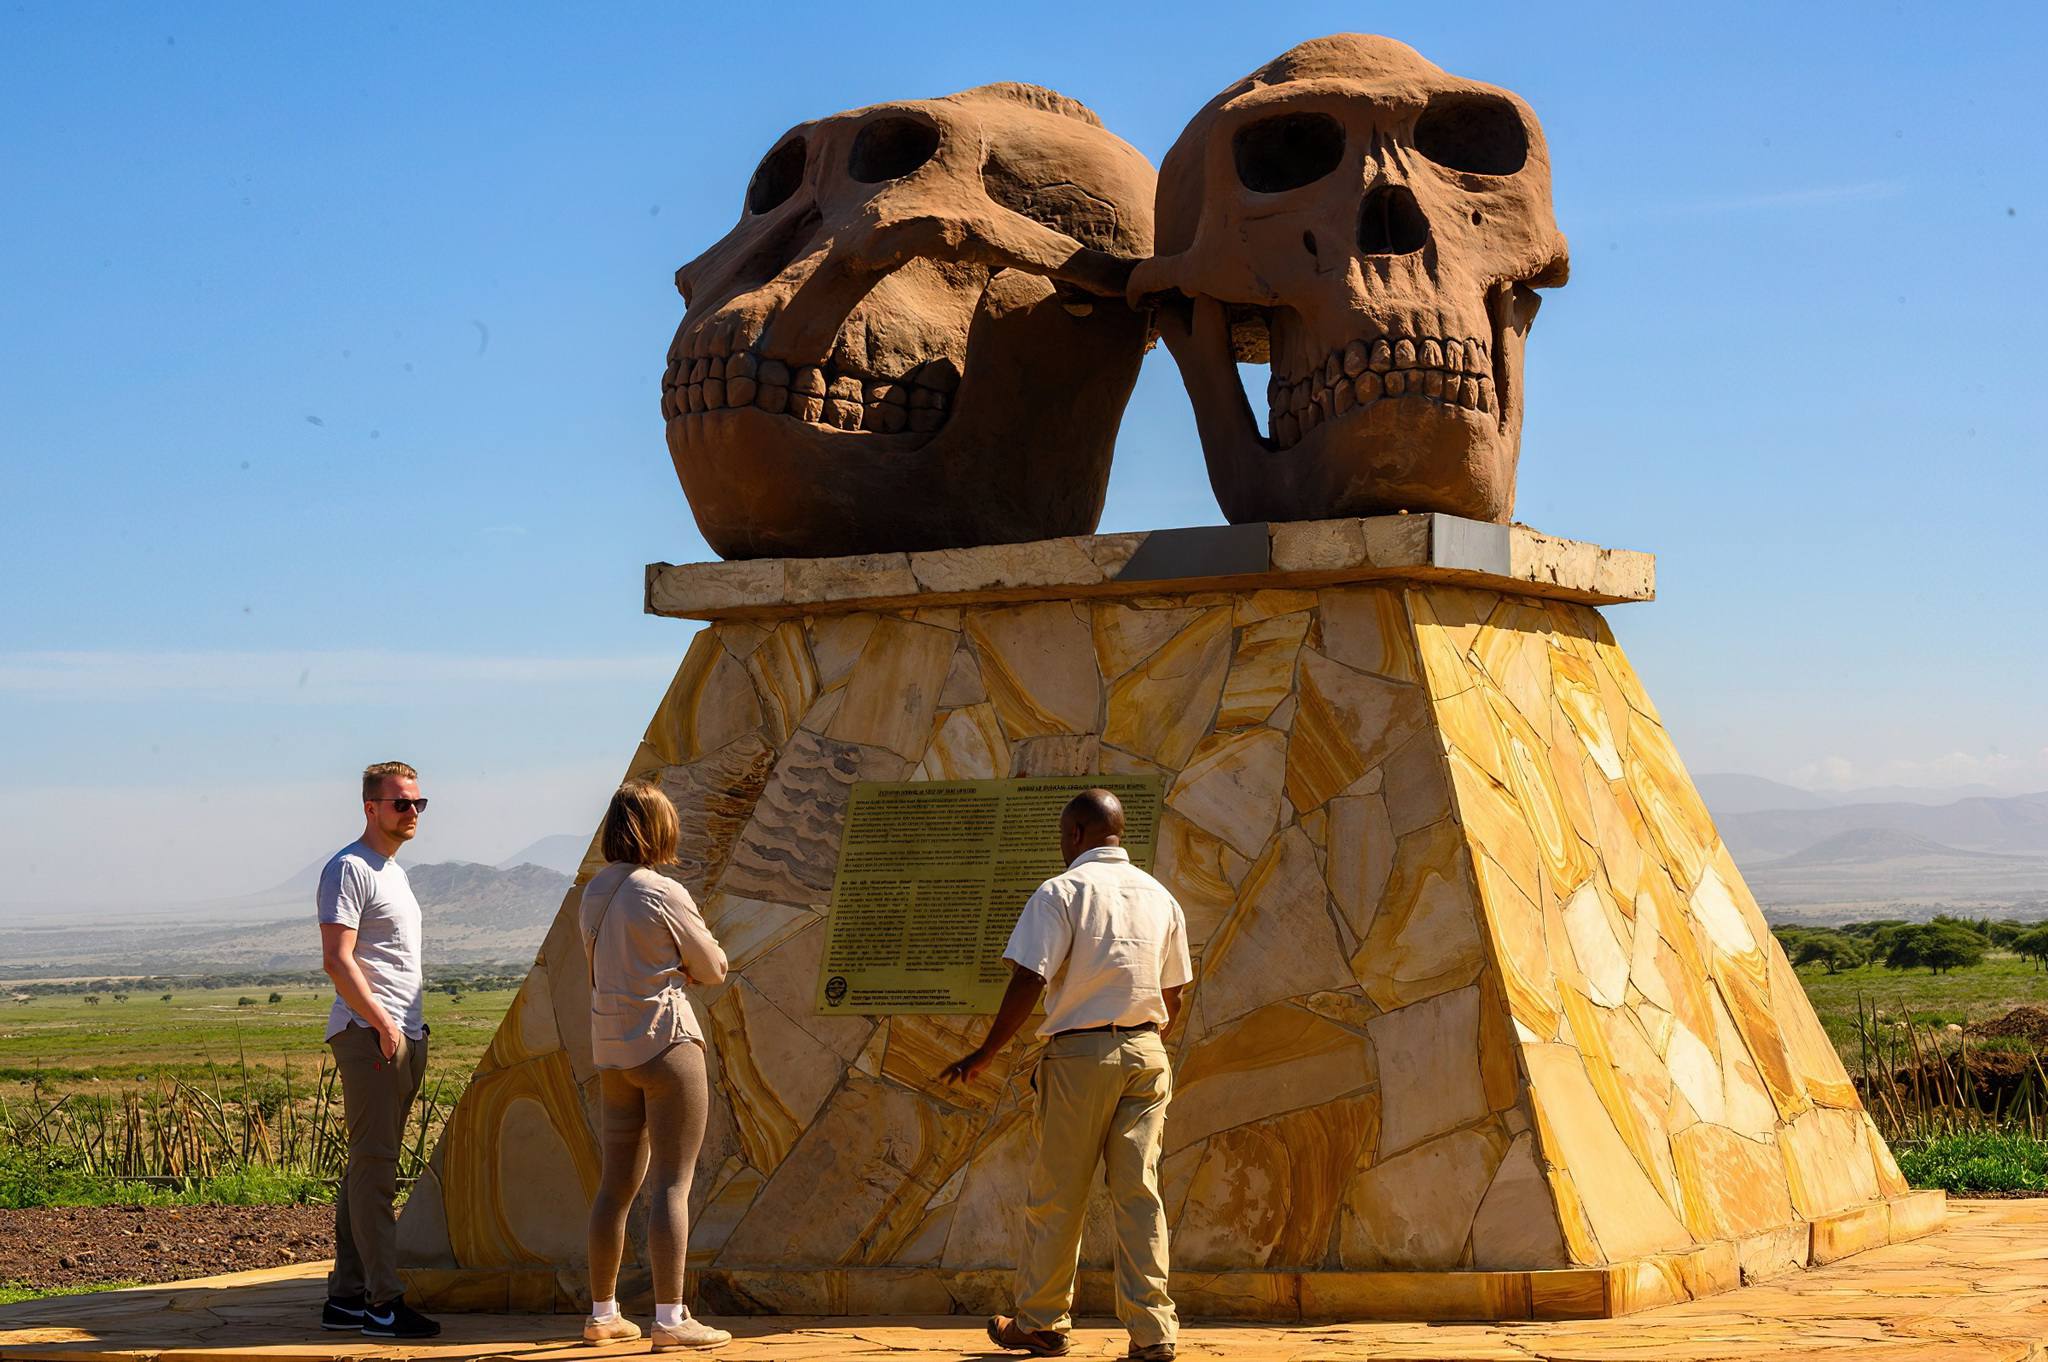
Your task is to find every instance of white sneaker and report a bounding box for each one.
[582,1314,642,1344]
[651,1315,730,1350]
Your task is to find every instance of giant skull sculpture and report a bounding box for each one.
[1130,35,1569,525]
[665,84,1156,560]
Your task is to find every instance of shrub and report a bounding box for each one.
[1897,1130,2048,1193]
[237,997,256,1007]
[267,992,283,1004]
[1794,930,1869,974]
[1883,923,1989,974]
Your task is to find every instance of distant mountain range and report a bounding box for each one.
[1690,778,2048,919]
[496,833,589,877]
[0,859,573,975]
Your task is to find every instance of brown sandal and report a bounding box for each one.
[985,1315,1071,1356]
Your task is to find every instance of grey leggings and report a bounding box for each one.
[586,1040,709,1305]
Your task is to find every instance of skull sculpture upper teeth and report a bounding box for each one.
[666,83,1156,560]
[1129,35,1570,526]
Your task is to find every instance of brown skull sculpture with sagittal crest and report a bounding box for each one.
[1130,35,1570,525]
[665,84,1156,559]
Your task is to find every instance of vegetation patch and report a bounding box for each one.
[1896,1130,2048,1194]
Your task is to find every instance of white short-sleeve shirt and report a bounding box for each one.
[316,841,426,1041]
[1002,845,1192,1038]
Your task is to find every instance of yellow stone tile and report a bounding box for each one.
[1581,767,1649,905]
[1780,1105,1883,1219]
[1471,1130,1567,1268]
[1174,1093,1378,1269]
[1340,1126,1506,1269]
[1320,586,1421,683]
[440,1051,601,1267]
[1298,1266,1533,1321]
[1154,810,1243,948]
[1765,934,1860,1110]
[707,978,844,1174]
[1477,975,1524,1114]
[1520,1043,1692,1262]
[1216,610,1309,728]
[1624,721,1715,895]
[1888,1187,1947,1241]
[965,601,1100,737]
[1604,1254,1690,1315]
[1708,942,1809,1124]
[1354,818,1484,1011]
[826,615,957,760]
[1104,605,1232,767]
[1285,650,1429,813]
[1559,984,1681,1222]
[1091,601,1203,680]
[1444,747,1542,909]
[687,1159,765,1267]
[1670,1120,1794,1242]
[719,1080,982,1267]
[1369,986,1488,1157]
[1469,841,1558,1042]
[880,1013,1015,1112]
[1234,587,1318,625]
[805,613,879,692]
[1172,1002,1375,1154]
[647,628,764,765]
[1486,688,1596,900]
[1325,792,1395,946]
[914,703,1009,781]
[1167,727,1289,859]
[1527,1266,1609,1318]
[743,621,818,744]
[1201,826,1352,1029]
[1469,597,1558,728]
[1810,1200,1891,1265]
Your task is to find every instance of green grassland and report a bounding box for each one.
[1794,954,2048,1054]
[0,986,520,1098]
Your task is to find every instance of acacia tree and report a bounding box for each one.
[2014,926,2048,972]
[1884,923,1989,975]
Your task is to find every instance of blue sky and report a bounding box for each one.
[2,3,2043,906]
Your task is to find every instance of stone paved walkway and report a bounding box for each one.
[3,1200,2044,1362]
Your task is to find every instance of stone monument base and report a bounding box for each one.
[398,514,1942,1322]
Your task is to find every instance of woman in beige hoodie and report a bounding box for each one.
[579,781,730,1350]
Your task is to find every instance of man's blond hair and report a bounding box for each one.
[361,761,418,802]
[600,780,680,867]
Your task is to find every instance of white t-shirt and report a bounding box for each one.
[1002,845,1192,1039]
[317,841,426,1041]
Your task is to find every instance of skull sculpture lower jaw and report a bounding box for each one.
[665,84,1155,561]
[1131,35,1570,526]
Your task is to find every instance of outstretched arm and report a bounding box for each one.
[940,963,1045,1085]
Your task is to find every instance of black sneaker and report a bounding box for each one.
[321,1295,367,1331]
[360,1298,441,1339]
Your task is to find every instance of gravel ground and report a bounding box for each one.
[0,1204,333,1291]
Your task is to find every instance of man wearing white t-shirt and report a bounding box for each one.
[315,761,439,1340]
[943,788,1190,1362]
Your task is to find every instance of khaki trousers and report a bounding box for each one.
[1014,1029,1177,1348]
[328,1023,427,1305]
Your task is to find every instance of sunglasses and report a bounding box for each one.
[371,798,430,813]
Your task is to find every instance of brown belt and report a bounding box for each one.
[1051,1020,1160,1039]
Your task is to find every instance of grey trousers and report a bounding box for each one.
[328,1023,426,1305]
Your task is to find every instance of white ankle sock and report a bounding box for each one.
[590,1298,618,1322]
[654,1304,685,1329]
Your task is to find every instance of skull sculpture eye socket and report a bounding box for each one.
[747,138,807,214]
[1233,112,1345,193]
[1413,94,1527,175]
[849,116,941,183]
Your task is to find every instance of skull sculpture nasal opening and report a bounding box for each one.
[1130,34,1571,527]
[663,83,1158,561]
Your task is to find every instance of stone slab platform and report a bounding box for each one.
[646,514,1655,621]
[4,1200,2043,1362]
